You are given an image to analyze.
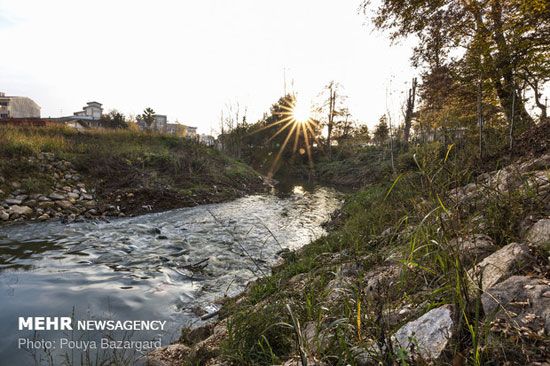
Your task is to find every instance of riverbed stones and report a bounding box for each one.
[467,242,532,291]
[8,205,33,216]
[56,200,73,209]
[67,192,80,199]
[391,304,455,360]
[6,198,23,205]
[38,213,50,221]
[49,192,65,200]
[0,210,9,221]
[481,276,550,334]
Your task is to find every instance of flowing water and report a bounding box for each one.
[0,183,344,365]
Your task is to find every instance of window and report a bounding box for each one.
[0,114,8,118]
[0,102,8,106]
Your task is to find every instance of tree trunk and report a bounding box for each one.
[403,77,417,142]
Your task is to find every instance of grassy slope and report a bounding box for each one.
[0,125,265,214]
[189,130,550,365]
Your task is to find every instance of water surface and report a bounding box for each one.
[0,184,344,365]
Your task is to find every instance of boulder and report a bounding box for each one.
[482,276,550,334]
[527,219,550,249]
[392,304,455,360]
[8,205,33,216]
[467,242,532,291]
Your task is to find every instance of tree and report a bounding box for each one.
[373,115,389,146]
[316,81,348,158]
[100,110,128,129]
[361,0,550,132]
[353,124,371,145]
[136,108,155,130]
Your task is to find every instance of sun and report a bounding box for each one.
[291,100,311,124]
[247,95,322,178]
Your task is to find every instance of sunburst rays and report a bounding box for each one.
[250,95,322,178]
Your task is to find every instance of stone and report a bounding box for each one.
[11,182,21,188]
[15,194,28,201]
[392,304,455,360]
[38,213,50,221]
[482,276,550,333]
[146,343,190,366]
[0,210,9,221]
[62,186,72,192]
[364,264,402,298]
[467,242,532,291]
[183,324,213,345]
[49,192,65,200]
[8,205,33,216]
[450,234,497,266]
[67,192,80,199]
[81,193,93,200]
[519,153,550,173]
[527,219,550,248]
[5,198,23,205]
[56,200,73,209]
[81,200,96,207]
[38,195,51,202]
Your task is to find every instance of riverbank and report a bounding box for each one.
[0,126,268,224]
[151,122,550,365]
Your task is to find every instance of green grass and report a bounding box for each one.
[209,139,547,365]
[0,125,261,199]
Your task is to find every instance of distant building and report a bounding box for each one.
[199,134,215,146]
[0,92,41,118]
[166,123,186,136]
[186,126,198,138]
[74,101,103,120]
[153,114,167,131]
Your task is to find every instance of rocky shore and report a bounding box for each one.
[0,152,269,225]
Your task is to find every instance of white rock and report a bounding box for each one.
[467,242,532,291]
[392,304,455,360]
[527,219,550,247]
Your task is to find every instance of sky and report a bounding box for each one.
[0,0,417,134]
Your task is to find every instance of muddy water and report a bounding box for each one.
[0,184,344,365]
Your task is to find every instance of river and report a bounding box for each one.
[0,183,344,365]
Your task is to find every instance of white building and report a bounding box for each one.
[153,114,168,131]
[0,92,41,118]
[74,101,103,120]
